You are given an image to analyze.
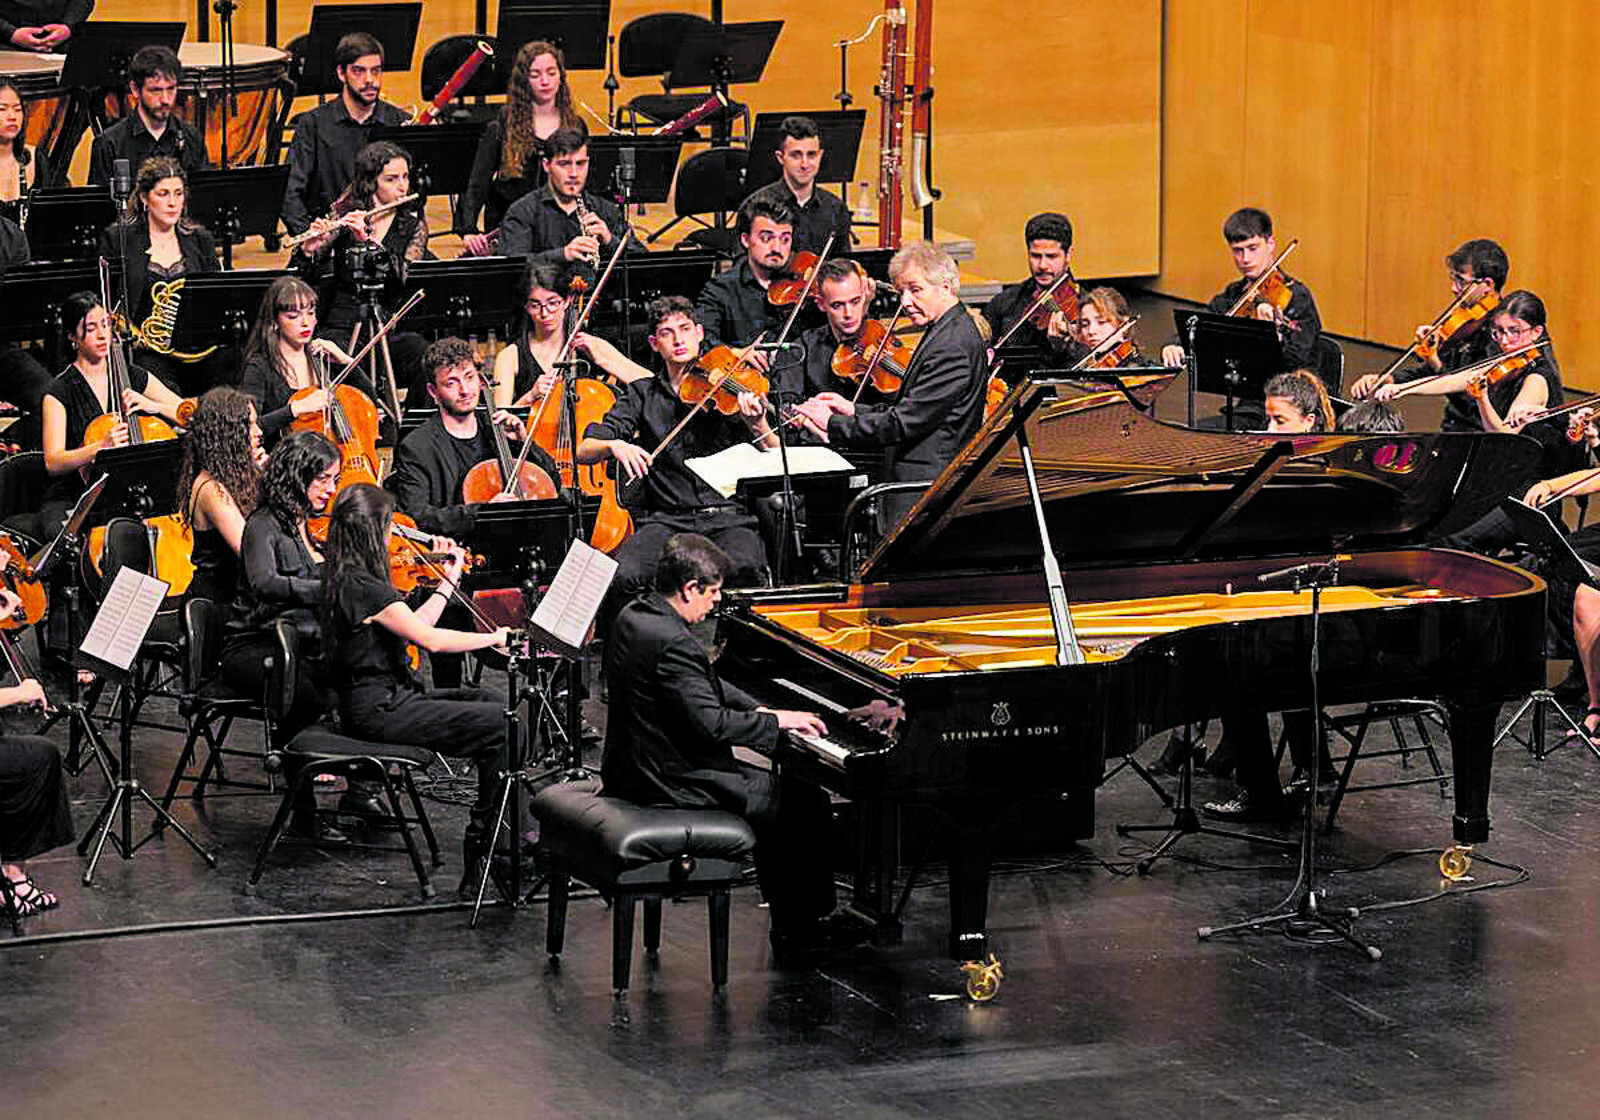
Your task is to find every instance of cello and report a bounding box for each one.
[461,370,559,502]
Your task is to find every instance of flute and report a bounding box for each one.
[283,193,420,250]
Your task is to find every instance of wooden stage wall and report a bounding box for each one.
[76,0,1163,283]
[1159,0,1600,390]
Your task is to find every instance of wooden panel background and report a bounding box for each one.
[1158,0,1600,390]
[63,0,1162,282]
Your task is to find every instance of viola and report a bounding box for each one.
[680,344,772,414]
[831,319,915,395]
[1415,284,1499,363]
[767,251,823,306]
[1027,273,1080,331]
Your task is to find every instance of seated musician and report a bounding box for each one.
[0,0,90,51]
[1067,286,1139,368]
[490,259,645,410]
[693,197,797,352]
[88,46,207,187]
[457,41,583,257]
[294,140,428,407]
[99,156,224,397]
[1336,399,1403,433]
[1349,238,1509,406]
[496,127,641,284]
[176,386,267,608]
[320,482,514,874]
[39,291,185,540]
[1160,208,1323,425]
[604,531,860,964]
[792,241,989,528]
[1523,469,1600,743]
[281,32,408,236]
[578,296,775,630]
[239,276,360,453]
[0,204,50,443]
[221,431,363,842]
[0,79,51,224]
[980,212,1078,360]
[1262,370,1333,434]
[741,115,853,257]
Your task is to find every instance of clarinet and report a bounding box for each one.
[572,195,602,268]
[15,147,32,230]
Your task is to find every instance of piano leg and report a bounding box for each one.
[1445,697,1498,844]
[851,802,903,945]
[947,821,994,961]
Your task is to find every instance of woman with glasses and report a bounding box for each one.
[490,258,645,409]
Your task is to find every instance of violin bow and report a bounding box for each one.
[850,296,908,407]
[990,268,1075,356]
[1066,316,1140,373]
[1387,339,1542,401]
[1223,238,1300,316]
[1371,279,1493,386]
[330,289,426,392]
[391,523,500,632]
[648,334,769,461]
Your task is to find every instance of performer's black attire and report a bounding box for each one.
[821,301,988,527]
[0,0,93,42]
[693,259,789,349]
[387,411,558,540]
[280,98,408,235]
[37,362,152,540]
[584,367,769,631]
[454,117,546,238]
[742,179,852,257]
[238,352,377,452]
[88,114,207,188]
[0,145,49,225]
[98,221,227,396]
[602,591,835,936]
[0,733,74,869]
[981,279,1069,370]
[0,216,51,445]
[497,185,641,287]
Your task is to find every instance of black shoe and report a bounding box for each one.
[286,814,351,846]
[338,789,399,831]
[1203,787,1293,823]
[769,912,870,967]
[1282,766,1336,800]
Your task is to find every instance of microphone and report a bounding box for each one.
[112,158,132,202]
[618,145,636,187]
[1255,554,1350,588]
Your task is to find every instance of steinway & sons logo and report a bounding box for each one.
[940,702,1060,742]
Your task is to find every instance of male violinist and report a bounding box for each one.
[787,259,887,407]
[741,115,853,257]
[792,242,988,529]
[578,297,776,630]
[981,212,1079,364]
[693,197,797,352]
[497,128,641,283]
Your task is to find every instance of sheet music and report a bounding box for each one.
[78,568,170,673]
[531,540,617,654]
[686,443,856,499]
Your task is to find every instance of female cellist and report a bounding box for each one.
[176,387,267,608]
[319,482,511,868]
[40,291,185,539]
[491,259,645,409]
[239,276,359,451]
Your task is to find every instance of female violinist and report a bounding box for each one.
[490,259,645,409]
[98,156,225,397]
[40,291,185,539]
[1067,287,1140,368]
[239,277,360,451]
[294,140,429,406]
[176,387,266,608]
[457,40,584,256]
[319,483,512,869]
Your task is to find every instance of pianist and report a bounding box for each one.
[601,532,862,964]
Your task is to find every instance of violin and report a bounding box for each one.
[680,343,772,414]
[831,319,914,395]
[1416,283,1498,363]
[1225,238,1299,319]
[1467,346,1542,401]
[387,518,483,594]
[767,251,823,306]
[1027,273,1080,331]
[1090,338,1139,368]
[983,374,1008,419]
[461,383,558,502]
[0,533,46,630]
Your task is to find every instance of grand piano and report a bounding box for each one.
[717,372,1547,978]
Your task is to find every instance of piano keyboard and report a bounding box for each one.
[788,731,853,769]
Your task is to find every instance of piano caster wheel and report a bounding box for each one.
[1439,844,1474,881]
[960,953,1004,1002]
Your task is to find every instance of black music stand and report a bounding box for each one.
[495,1,611,73]
[400,258,524,341]
[370,122,486,201]
[667,21,783,148]
[186,167,292,268]
[298,4,422,96]
[21,188,116,263]
[597,251,720,357]
[172,269,293,355]
[0,261,97,359]
[587,136,683,205]
[742,109,867,194]
[468,499,587,590]
[1175,310,1283,430]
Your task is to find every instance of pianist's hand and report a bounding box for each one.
[1160,344,1185,368]
[764,708,829,738]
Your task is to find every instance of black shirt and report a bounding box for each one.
[1203,270,1322,375]
[387,412,559,538]
[42,362,149,503]
[0,0,92,38]
[743,179,852,257]
[225,507,321,644]
[0,147,50,226]
[326,569,414,694]
[304,206,427,333]
[238,352,377,450]
[693,259,788,349]
[280,97,408,234]
[585,366,757,515]
[0,214,27,273]
[453,117,545,235]
[497,184,640,283]
[1391,316,1497,432]
[88,113,207,188]
[97,221,219,326]
[981,279,1070,362]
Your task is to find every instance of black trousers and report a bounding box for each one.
[0,734,75,863]
[220,634,333,745]
[339,683,505,815]
[696,762,836,933]
[1216,705,1329,806]
[602,508,768,634]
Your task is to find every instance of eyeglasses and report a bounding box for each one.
[1448,271,1476,287]
[1489,323,1534,341]
[526,296,565,314]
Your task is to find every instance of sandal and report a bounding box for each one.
[1566,707,1600,745]
[3,876,59,919]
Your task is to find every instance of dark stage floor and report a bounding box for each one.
[5,662,1599,1120]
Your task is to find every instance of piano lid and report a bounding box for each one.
[856,373,1542,583]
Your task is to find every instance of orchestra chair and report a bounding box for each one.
[1275,702,1450,835]
[615,14,750,142]
[96,517,187,733]
[530,777,756,995]
[1313,335,1345,398]
[156,597,275,823]
[420,35,503,124]
[647,147,748,255]
[0,451,48,541]
[245,619,442,899]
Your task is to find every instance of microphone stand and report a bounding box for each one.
[1197,554,1383,960]
[1184,311,1201,428]
[615,148,635,355]
[760,345,803,584]
[214,0,238,168]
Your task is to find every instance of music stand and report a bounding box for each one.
[0,261,97,360]
[60,21,186,91]
[400,258,524,340]
[1174,309,1283,430]
[668,20,783,147]
[370,122,486,200]
[586,136,683,205]
[495,1,610,73]
[186,166,292,268]
[467,499,589,590]
[595,251,720,356]
[299,3,422,96]
[743,109,867,194]
[172,269,293,355]
[21,188,116,263]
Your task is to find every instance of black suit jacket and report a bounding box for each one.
[601,592,778,809]
[98,222,219,325]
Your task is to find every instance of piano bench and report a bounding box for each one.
[529,779,757,995]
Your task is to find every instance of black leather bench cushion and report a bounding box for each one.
[283,727,434,769]
[531,780,756,882]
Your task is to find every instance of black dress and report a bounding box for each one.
[0,733,74,864]
[40,363,151,537]
[187,520,238,611]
